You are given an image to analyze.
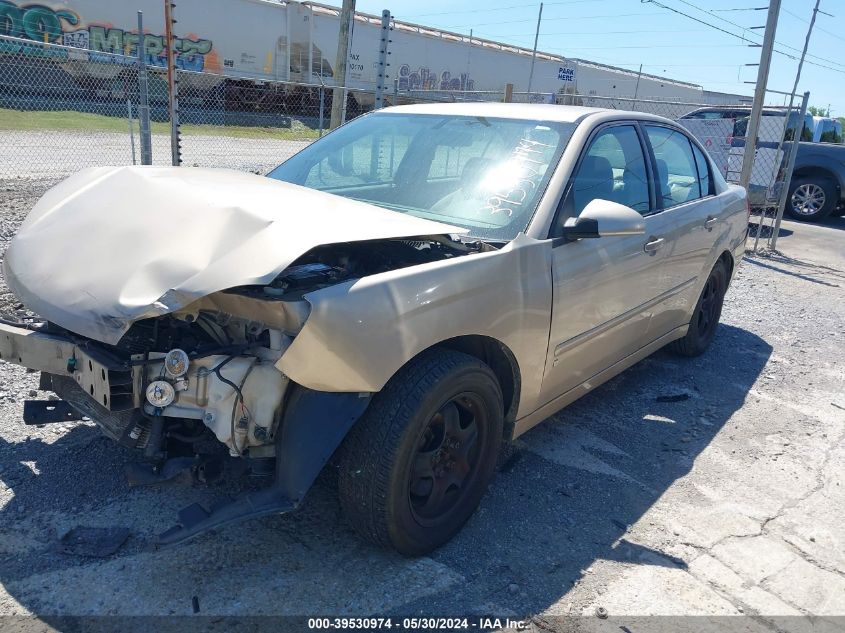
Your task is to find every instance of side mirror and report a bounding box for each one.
[562,199,646,240]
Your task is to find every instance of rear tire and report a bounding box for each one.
[338,349,503,556]
[670,259,728,357]
[786,177,836,222]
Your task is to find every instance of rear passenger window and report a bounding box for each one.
[690,143,712,196]
[644,126,701,207]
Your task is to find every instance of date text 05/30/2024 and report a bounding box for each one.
[307,618,531,631]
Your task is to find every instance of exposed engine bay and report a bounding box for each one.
[228,236,484,301]
[35,236,482,479]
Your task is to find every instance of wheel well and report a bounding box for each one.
[719,250,734,286]
[792,167,841,190]
[719,250,734,275]
[436,335,521,438]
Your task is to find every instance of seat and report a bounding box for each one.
[430,157,494,213]
[654,158,672,205]
[620,165,648,212]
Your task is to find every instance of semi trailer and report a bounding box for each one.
[0,0,732,115]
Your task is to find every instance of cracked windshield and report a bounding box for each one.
[268,113,577,241]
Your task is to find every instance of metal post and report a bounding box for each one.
[340,7,355,125]
[770,92,809,252]
[632,63,642,111]
[374,9,391,109]
[465,28,473,97]
[318,83,325,137]
[393,77,398,105]
[330,0,355,129]
[127,99,137,165]
[164,0,181,166]
[504,83,513,103]
[136,11,152,165]
[526,2,543,95]
[738,0,781,192]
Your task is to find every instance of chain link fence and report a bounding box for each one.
[0,34,171,178]
[1,32,806,251]
[0,34,330,179]
[174,69,320,173]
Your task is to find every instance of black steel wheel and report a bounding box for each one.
[670,259,728,357]
[339,349,503,556]
[409,393,487,525]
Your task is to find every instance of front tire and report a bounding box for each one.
[338,349,503,556]
[786,177,836,221]
[670,259,728,357]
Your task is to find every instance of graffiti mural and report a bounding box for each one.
[0,0,76,56]
[0,1,218,71]
[397,63,475,92]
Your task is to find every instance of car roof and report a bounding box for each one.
[380,102,613,123]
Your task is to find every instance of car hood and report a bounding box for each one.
[4,166,466,344]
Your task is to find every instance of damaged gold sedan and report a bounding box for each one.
[0,103,748,555]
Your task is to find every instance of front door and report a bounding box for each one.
[539,123,676,405]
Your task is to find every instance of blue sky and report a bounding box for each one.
[351,0,844,115]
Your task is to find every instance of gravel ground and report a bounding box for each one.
[0,130,311,179]
[0,171,843,628]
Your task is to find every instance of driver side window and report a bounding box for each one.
[570,125,650,217]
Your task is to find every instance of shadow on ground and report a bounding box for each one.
[744,252,845,286]
[0,323,771,617]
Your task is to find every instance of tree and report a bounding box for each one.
[808,105,831,117]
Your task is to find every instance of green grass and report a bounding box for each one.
[0,108,320,141]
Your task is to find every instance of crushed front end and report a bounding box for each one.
[0,166,477,543]
[1,239,477,544]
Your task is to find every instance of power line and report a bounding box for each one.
[439,11,664,29]
[403,0,602,19]
[533,43,751,50]
[712,6,768,11]
[670,0,841,67]
[642,0,845,75]
[783,6,845,43]
[476,28,709,37]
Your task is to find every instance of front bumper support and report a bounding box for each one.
[23,400,84,424]
[157,388,372,545]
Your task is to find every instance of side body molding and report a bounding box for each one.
[276,234,555,420]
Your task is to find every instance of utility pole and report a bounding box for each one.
[738,0,781,192]
[330,0,355,129]
[526,2,543,95]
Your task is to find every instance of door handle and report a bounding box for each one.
[644,237,665,254]
[704,216,717,230]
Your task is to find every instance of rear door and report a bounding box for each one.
[539,122,677,404]
[641,124,721,334]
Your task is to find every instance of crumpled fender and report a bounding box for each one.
[4,166,464,344]
[276,234,554,419]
